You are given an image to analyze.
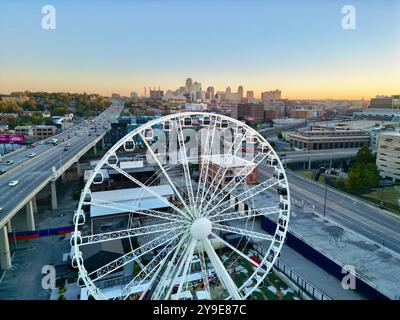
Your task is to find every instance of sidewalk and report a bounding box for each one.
[279,246,365,300]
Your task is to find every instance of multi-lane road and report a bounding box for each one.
[0,104,123,228]
[0,123,91,177]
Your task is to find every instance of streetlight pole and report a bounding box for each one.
[323,179,328,217]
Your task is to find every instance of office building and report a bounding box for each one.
[376,132,400,181]
[261,90,281,103]
[288,130,370,150]
[206,86,215,100]
[246,91,255,103]
[289,108,324,120]
[15,125,56,141]
[237,103,264,123]
[149,89,164,100]
[238,86,244,99]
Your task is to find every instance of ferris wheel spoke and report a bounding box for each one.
[120,233,182,299]
[202,152,271,217]
[197,241,211,299]
[195,121,214,205]
[176,120,196,210]
[201,238,242,300]
[139,131,195,220]
[207,176,279,218]
[210,232,263,270]
[150,232,190,300]
[87,199,187,223]
[88,229,183,282]
[106,162,192,221]
[197,120,218,209]
[212,223,273,242]
[210,205,281,223]
[174,237,197,300]
[79,222,183,246]
[199,128,248,215]
[163,236,195,300]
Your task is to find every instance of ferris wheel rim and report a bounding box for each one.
[71,112,291,300]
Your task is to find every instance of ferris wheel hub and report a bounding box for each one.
[191,217,212,240]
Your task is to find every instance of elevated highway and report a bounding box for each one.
[0,104,123,270]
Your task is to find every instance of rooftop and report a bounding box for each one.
[91,184,174,203]
[202,154,255,168]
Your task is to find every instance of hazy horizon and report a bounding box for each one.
[1,0,399,100]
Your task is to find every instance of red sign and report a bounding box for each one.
[0,135,25,143]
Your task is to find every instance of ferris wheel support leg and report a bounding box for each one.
[175,238,197,299]
[202,238,242,300]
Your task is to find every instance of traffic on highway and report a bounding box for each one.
[0,103,123,228]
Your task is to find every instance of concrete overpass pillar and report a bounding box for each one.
[308,158,312,170]
[101,137,105,150]
[329,159,333,169]
[26,200,35,231]
[76,162,81,178]
[0,226,11,270]
[93,145,97,155]
[51,181,58,210]
[32,196,38,214]
[6,220,12,233]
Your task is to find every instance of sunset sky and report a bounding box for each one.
[0,0,399,99]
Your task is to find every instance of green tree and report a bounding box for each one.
[277,131,283,140]
[347,162,380,192]
[356,146,375,164]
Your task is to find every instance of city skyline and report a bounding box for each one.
[0,0,399,99]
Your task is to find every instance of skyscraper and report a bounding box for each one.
[226,87,231,94]
[185,78,193,93]
[246,91,254,103]
[193,81,202,100]
[238,86,244,98]
[206,86,215,100]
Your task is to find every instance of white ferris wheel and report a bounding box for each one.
[70,112,290,300]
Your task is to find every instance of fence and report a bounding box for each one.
[251,241,331,300]
[8,225,74,240]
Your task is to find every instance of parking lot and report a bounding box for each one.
[0,180,80,299]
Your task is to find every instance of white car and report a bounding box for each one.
[28,153,36,158]
[9,180,19,187]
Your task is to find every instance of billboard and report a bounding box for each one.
[0,134,25,143]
